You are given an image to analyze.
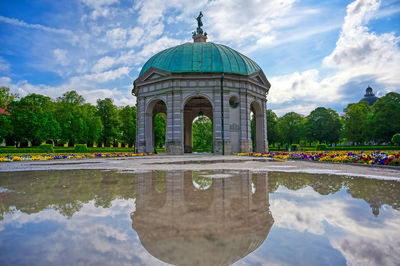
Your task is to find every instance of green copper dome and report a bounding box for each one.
[139,42,261,77]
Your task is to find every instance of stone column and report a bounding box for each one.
[262,98,269,152]
[136,97,146,153]
[166,91,184,154]
[240,91,252,153]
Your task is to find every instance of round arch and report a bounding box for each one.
[145,99,167,153]
[183,95,213,153]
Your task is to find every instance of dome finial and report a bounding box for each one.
[192,11,207,42]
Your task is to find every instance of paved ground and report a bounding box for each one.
[1,154,399,180]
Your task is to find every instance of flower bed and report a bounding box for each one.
[0,152,153,162]
[236,151,400,166]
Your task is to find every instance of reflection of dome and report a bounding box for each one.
[139,42,261,77]
[360,86,378,106]
[131,171,274,266]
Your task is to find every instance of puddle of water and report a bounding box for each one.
[0,170,399,265]
[147,158,271,165]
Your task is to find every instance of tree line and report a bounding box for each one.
[266,91,400,146]
[1,86,399,148]
[0,87,136,147]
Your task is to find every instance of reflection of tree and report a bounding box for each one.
[192,173,213,190]
[0,170,137,219]
[344,178,400,216]
[268,172,400,216]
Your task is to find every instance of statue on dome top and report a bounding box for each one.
[193,11,207,41]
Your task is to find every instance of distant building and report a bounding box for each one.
[359,86,378,106]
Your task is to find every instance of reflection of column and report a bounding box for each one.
[166,171,185,215]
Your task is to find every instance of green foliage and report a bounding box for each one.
[267,109,279,145]
[290,144,299,151]
[277,112,305,145]
[343,101,370,145]
[369,92,400,143]
[0,114,12,142]
[119,106,136,146]
[153,113,166,149]
[0,87,17,109]
[74,144,88,153]
[39,144,54,153]
[9,93,59,145]
[305,107,341,144]
[391,133,400,146]
[192,115,212,152]
[97,98,119,146]
[316,144,328,151]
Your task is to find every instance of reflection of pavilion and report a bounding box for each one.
[131,171,274,266]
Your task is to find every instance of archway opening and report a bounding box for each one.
[192,115,213,152]
[154,113,166,153]
[184,96,213,153]
[250,101,264,152]
[145,100,166,153]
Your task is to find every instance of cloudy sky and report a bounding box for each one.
[0,0,399,115]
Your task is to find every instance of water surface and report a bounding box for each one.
[0,170,399,265]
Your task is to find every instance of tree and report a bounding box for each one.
[0,87,17,109]
[9,94,59,146]
[277,112,305,145]
[119,106,136,147]
[192,115,212,152]
[55,90,86,146]
[266,109,278,145]
[392,133,400,146]
[305,107,341,144]
[342,101,371,145]
[57,90,85,105]
[81,104,103,147]
[0,114,12,143]
[97,98,119,146]
[153,113,166,149]
[369,92,400,143]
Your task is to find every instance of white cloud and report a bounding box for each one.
[53,49,70,66]
[0,56,10,72]
[81,0,120,19]
[0,15,76,39]
[92,56,117,73]
[206,0,295,46]
[268,0,400,116]
[70,66,130,84]
[106,28,127,48]
[323,0,400,85]
[270,186,400,266]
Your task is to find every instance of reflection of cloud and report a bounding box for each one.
[270,185,400,266]
[0,198,165,265]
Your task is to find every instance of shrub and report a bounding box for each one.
[290,144,299,151]
[74,144,88,153]
[316,144,328,151]
[392,133,400,146]
[39,144,54,153]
